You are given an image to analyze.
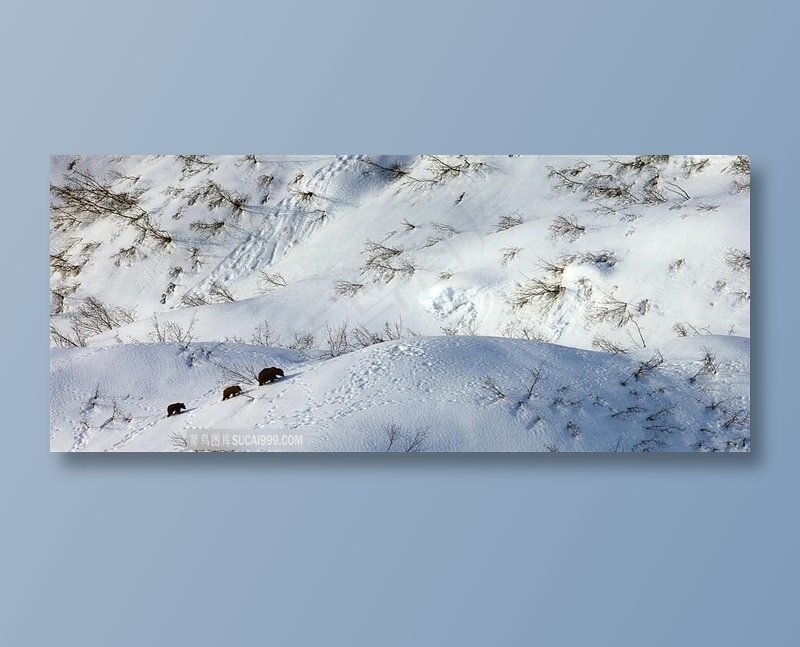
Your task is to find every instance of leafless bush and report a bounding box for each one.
[361,239,415,282]
[258,174,275,188]
[591,336,629,354]
[481,376,506,402]
[50,321,87,347]
[401,218,417,231]
[188,246,203,270]
[689,347,718,384]
[51,168,173,245]
[68,296,137,338]
[548,214,585,241]
[495,212,523,232]
[361,157,412,182]
[334,280,364,297]
[214,359,260,385]
[498,322,548,341]
[288,331,315,351]
[149,313,197,346]
[607,155,670,172]
[524,367,543,399]
[587,294,647,347]
[439,271,453,281]
[501,247,522,265]
[259,271,288,292]
[189,219,226,236]
[50,283,79,315]
[111,245,140,266]
[683,158,710,176]
[50,168,145,228]
[546,161,589,192]
[383,423,429,452]
[351,317,415,349]
[672,322,711,337]
[251,320,280,346]
[209,280,236,303]
[186,181,248,215]
[621,350,664,386]
[723,409,750,429]
[290,188,319,204]
[50,249,86,277]
[724,248,750,271]
[725,155,750,191]
[509,275,565,311]
[641,171,667,204]
[430,221,461,237]
[580,250,617,268]
[181,293,211,307]
[162,186,185,198]
[423,155,485,184]
[323,322,351,358]
[178,155,219,178]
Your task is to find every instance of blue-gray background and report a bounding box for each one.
[3,1,793,645]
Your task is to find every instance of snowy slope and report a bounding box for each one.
[49,155,750,451]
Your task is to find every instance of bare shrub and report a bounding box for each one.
[323,322,350,358]
[189,220,226,236]
[621,350,664,386]
[209,280,235,303]
[111,245,139,266]
[672,322,710,337]
[50,249,86,277]
[334,280,364,297]
[178,155,218,178]
[351,317,415,349]
[481,376,506,402]
[689,347,718,384]
[580,250,617,268]
[725,155,750,192]
[259,271,288,292]
[495,212,523,232]
[288,331,315,351]
[251,320,280,346]
[548,214,585,241]
[186,181,248,215]
[724,248,750,271]
[361,239,415,283]
[591,336,629,354]
[149,313,197,345]
[430,221,461,237]
[683,157,710,176]
[214,359,260,385]
[181,293,211,307]
[509,275,565,311]
[501,247,522,265]
[383,423,429,452]
[586,294,647,347]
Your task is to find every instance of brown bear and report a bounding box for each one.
[258,367,285,385]
[167,402,186,417]
[222,385,242,400]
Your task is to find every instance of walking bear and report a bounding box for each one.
[222,385,242,401]
[167,402,186,417]
[258,367,285,386]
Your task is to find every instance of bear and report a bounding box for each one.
[258,367,285,386]
[167,402,186,417]
[222,385,242,401]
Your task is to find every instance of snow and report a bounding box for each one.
[50,155,750,451]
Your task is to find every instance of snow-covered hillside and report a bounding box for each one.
[49,155,750,451]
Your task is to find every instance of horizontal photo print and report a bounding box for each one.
[50,155,750,452]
